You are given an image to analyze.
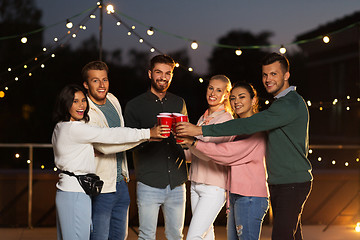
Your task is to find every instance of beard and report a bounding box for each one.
[151,78,170,93]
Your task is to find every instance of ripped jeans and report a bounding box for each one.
[227,193,269,240]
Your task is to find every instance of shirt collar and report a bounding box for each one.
[146,89,168,102]
[274,86,296,99]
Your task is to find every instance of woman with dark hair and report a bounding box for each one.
[52,84,168,240]
[179,82,269,240]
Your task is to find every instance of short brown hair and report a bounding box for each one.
[261,52,289,73]
[81,61,109,83]
[149,55,175,71]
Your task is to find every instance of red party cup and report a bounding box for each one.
[173,113,188,143]
[157,115,172,137]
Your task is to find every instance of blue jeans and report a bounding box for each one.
[56,190,91,240]
[137,182,186,240]
[227,193,269,240]
[90,180,130,240]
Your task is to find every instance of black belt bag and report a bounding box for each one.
[62,170,104,197]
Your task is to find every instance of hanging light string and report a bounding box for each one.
[109,12,198,74]
[110,13,165,55]
[0,6,99,90]
[111,4,360,50]
[0,5,97,41]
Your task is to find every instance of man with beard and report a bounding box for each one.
[124,55,188,240]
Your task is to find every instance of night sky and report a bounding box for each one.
[35,0,360,74]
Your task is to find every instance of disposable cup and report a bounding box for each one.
[173,114,188,143]
[157,115,172,137]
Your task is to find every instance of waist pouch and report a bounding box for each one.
[62,170,104,197]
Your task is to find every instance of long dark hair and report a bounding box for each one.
[53,84,90,123]
[230,81,259,118]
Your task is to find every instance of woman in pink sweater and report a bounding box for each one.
[185,75,234,240]
[180,82,269,240]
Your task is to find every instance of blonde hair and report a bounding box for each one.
[209,75,232,113]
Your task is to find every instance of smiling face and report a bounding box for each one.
[83,69,109,105]
[148,63,174,94]
[69,91,87,121]
[262,61,290,96]
[229,86,256,118]
[206,79,229,109]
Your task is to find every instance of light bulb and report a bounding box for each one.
[66,19,73,29]
[106,4,115,14]
[235,49,242,56]
[323,36,330,44]
[147,27,154,36]
[191,41,198,50]
[279,45,286,54]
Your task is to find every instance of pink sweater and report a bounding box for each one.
[187,110,234,189]
[194,132,269,197]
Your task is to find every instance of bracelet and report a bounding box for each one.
[191,138,197,146]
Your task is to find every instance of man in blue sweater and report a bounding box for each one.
[176,53,312,240]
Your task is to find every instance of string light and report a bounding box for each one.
[43,47,47,52]
[66,19,73,29]
[279,45,286,54]
[331,160,336,165]
[322,35,330,43]
[54,37,58,42]
[54,167,58,172]
[24,65,27,69]
[72,33,77,38]
[175,63,180,68]
[21,37,27,43]
[147,27,154,36]
[116,21,121,26]
[355,222,360,232]
[41,165,45,169]
[317,157,322,162]
[265,100,270,105]
[199,78,204,83]
[235,49,242,56]
[188,67,193,72]
[0,91,5,98]
[191,41,198,50]
[106,4,115,14]
[15,77,18,81]
[27,160,31,164]
[7,68,11,72]
[309,149,313,154]
[307,100,312,106]
[150,47,155,52]
[90,14,96,19]
[15,153,20,158]
[139,38,143,43]
[344,162,349,167]
[127,31,132,36]
[41,64,45,68]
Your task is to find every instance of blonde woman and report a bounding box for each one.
[185,75,234,240]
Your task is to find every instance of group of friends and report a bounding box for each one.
[51,52,313,240]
